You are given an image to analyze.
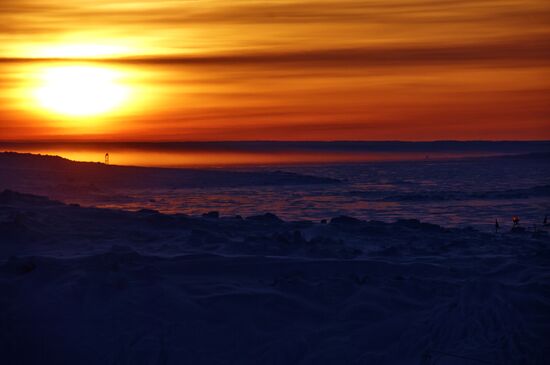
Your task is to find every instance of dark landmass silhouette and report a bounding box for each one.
[2,140,549,154]
[0,152,339,190]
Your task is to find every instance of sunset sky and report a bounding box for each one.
[1,0,549,141]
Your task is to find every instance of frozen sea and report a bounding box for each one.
[86,156,550,232]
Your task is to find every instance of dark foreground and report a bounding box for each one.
[1,190,549,364]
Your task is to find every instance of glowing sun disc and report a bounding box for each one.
[34,65,130,117]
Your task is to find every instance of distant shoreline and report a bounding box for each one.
[1,140,549,153]
[1,141,549,167]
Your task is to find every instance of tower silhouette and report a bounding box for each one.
[105,153,109,165]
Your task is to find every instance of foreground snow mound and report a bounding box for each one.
[1,191,549,365]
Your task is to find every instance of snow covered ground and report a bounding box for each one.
[1,151,549,364]
[1,189,549,364]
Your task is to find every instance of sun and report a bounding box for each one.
[33,65,130,117]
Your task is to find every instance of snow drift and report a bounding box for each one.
[1,190,549,364]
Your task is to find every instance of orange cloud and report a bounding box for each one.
[0,0,549,141]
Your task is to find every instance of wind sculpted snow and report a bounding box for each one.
[1,190,549,364]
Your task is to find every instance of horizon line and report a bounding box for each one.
[1,140,550,144]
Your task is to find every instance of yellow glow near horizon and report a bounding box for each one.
[35,44,131,59]
[33,65,131,117]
